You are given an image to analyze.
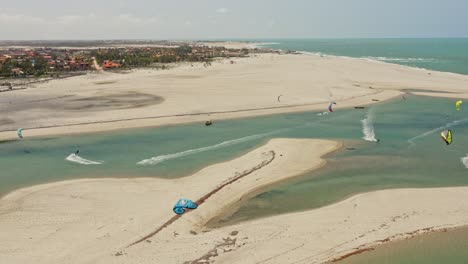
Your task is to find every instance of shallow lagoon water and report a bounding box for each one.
[221,95,468,224]
[338,227,468,264]
[2,95,467,205]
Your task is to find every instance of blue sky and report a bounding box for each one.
[0,0,467,40]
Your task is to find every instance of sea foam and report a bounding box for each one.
[365,56,435,63]
[461,155,468,168]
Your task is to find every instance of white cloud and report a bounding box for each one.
[0,11,162,39]
[118,0,127,8]
[56,15,84,24]
[216,8,229,14]
[117,14,157,25]
[268,19,276,28]
[0,13,45,24]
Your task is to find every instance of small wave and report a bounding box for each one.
[300,51,324,57]
[408,118,468,145]
[365,56,435,63]
[461,155,468,168]
[66,154,103,165]
[252,42,281,48]
[361,110,377,142]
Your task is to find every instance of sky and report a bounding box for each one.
[0,0,467,40]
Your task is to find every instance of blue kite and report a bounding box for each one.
[173,198,198,214]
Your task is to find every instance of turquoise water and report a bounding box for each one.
[339,227,468,264]
[2,96,467,201]
[216,95,468,224]
[0,101,369,194]
[258,38,468,75]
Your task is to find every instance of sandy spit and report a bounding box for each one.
[0,138,339,263]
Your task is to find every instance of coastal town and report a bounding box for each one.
[0,42,253,83]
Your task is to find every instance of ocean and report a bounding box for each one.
[257,38,468,75]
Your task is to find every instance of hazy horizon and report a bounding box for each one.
[1,0,467,40]
[2,37,468,42]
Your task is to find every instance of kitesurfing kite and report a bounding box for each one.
[277,95,283,102]
[441,130,452,145]
[328,102,336,112]
[456,100,463,111]
[173,198,198,214]
[17,128,23,139]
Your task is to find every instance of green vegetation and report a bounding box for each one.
[91,45,210,67]
[0,57,48,77]
[0,44,249,78]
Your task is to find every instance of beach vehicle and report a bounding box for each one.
[205,120,213,126]
[173,198,198,214]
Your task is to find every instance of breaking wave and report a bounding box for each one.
[361,110,377,142]
[66,154,103,165]
[364,56,435,63]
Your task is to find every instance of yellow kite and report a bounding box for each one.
[456,100,463,111]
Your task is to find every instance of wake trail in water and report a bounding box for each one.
[66,153,103,165]
[361,109,377,142]
[407,118,468,146]
[137,133,272,165]
[137,114,342,166]
[137,125,297,165]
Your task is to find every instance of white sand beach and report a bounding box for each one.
[2,51,468,141]
[1,138,468,264]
